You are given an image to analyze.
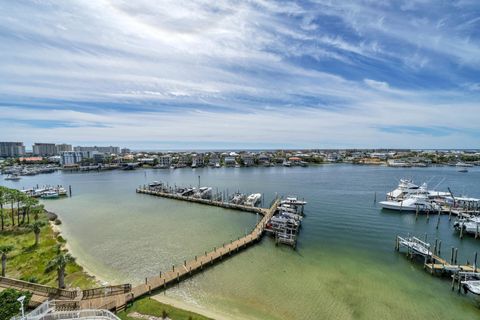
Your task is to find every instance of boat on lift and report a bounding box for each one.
[398,237,432,256]
[245,193,262,207]
[463,280,480,295]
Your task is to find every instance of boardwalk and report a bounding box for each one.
[1,193,280,313]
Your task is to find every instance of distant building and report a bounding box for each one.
[74,146,120,154]
[121,148,131,154]
[56,144,72,154]
[0,142,25,158]
[241,153,255,166]
[61,151,84,165]
[209,153,220,166]
[33,143,56,156]
[191,153,204,167]
[224,156,237,167]
[158,155,171,168]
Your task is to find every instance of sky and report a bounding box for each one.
[0,0,479,150]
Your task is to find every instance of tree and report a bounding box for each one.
[46,253,75,289]
[0,288,32,320]
[6,189,17,227]
[29,221,46,246]
[0,244,14,277]
[0,186,6,230]
[22,197,38,225]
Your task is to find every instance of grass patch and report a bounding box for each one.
[117,297,213,320]
[0,208,97,289]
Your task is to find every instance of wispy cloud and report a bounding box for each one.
[0,0,479,149]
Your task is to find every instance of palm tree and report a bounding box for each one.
[0,187,6,230]
[22,197,38,225]
[6,189,17,227]
[29,221,46,246]
[46,253,75,289]
[0,245,14,277]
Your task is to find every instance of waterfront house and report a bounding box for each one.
[224,156,237,167]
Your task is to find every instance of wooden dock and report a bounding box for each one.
[395,235,478,276]
[1,192,280,313]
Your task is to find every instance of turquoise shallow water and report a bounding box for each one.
[2,165,480,319]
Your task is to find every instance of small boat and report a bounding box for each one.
[456,162,474,167]
[230,193,246,205]
[4,174,21,181]
[215,163,221,168]
[281,197,307,206]
[148,181,163,188]
[453,219,480,235]
[458,168,468,173]
[57,187,68,196]
[463,280,480,295]
[245,193,262,207]
[41,191,59,199]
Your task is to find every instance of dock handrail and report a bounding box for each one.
[81,284,132,299]
[0,277,77,299]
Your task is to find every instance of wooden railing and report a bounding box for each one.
[82,284,132,299]
[0,277,77,299]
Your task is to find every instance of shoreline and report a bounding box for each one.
[153,295,238,320]
[48,209,218,320]
[48,213,106,287]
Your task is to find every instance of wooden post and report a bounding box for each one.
[415,205,419,221]
[438,240,441,256]
[433,239,438,256]
[69,185,72,197]
[163,279,166,289]
[474,252,478,272]
[436,211,440,229]
[149,286,151,295]
[145,277,147,284]
[426,209,429,223]
[184,260,186,267]
[159,271,161,277]
[195,255,197,261]
[172,265,175,272]
[449,206,452,221]
[460,223,464,239]
[450,247,454,264]
[451,272,456,291]
[476,223,479,239]
[177,272,179,282]
[454,248,458,265]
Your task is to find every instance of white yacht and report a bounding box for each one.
[245,193,262,207]
[379,194,440,212]
[41,190,59,199]
[386,179,421,200]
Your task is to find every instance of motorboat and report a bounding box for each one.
[245,193,262,207]
[379,194,440,212]
[458,168,468,173]
[280,197,307,206]
[386,179,422,200]
[230,193,246,205]
[4,174,21,181]
[57,187,68,196]
[148,181,163,188]
[463,280,480,295]
[456,162,474,167]
[41,191,59,199]
[454,219,480,235]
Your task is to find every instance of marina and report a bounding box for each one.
[1,165,480,319]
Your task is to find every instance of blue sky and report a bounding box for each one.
[0,0,479,149]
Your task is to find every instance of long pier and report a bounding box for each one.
[1,191,280,313]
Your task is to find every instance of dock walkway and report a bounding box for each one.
[1,192,280,313]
